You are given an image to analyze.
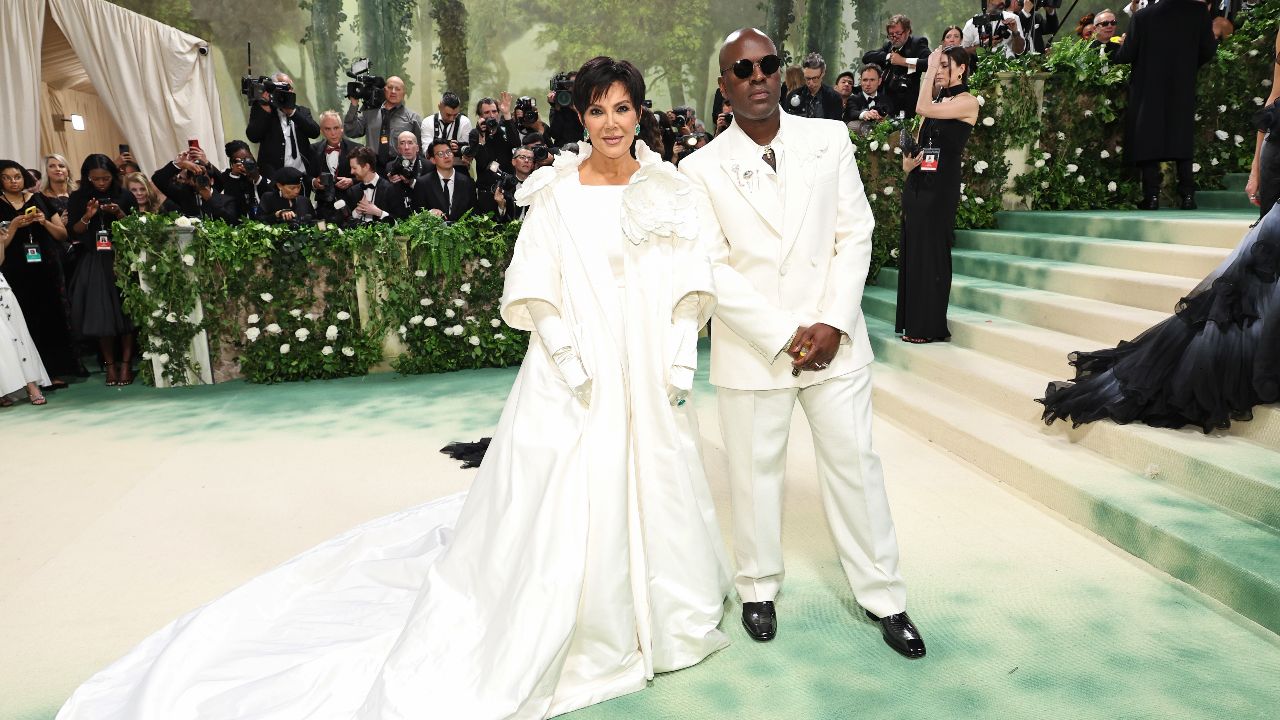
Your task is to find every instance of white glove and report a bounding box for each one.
[551,346,592,408]
[668,365,694,406]
[528,299,592,408]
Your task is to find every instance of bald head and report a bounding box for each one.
[719,28,776,70]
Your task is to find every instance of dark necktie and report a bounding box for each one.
[287,118,298,159]
[762,146,776,172]
[442,178,451,215]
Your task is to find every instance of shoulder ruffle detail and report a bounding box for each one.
[514,150,585,208]
[620,160,698,246]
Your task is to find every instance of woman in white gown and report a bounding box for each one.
[0,220,51,406]
[56,57,731,720]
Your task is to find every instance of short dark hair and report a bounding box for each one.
[441,92,461,109]
[225,140,251,159]
[837,70,857,83]
[572,56,646,119]
[475,97,497,115]
[521,132,545,147]
[427,138,452,156]
[801,53,826,71]
[859,63,884,78]
[79,154,121,193]
[0,159,35,190]
[350,146,378,170]
[887,14,912,33]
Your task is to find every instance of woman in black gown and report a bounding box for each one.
[1247,33,1280,216]
[66,155,137,386]
[0,160,77,384]
[895,45,978,343]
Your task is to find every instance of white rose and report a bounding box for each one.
[960,194,968,202]
[1234,135,1244,145]
[445,308,456,318]
[295,328,310,341]
[869,141,880,151]
[1107,181,1117,192]
[414,270,428,278]
[151,309,163,318]
[1056,131,1066,141]
[1074,147,1083,156]
[494,333,505,340]
[1192,163,1201,173]
[889,248,900,259]
[981,116,995,127]
[1256,97,1266,106]
[181,254,195,267]
[266,323,282,334]
[342,346,355,357]
[1103,98,1111,106]
[326,325,339,340]
[1195,114,1201,121]
[279,343,290,354]
[1040,181,1049,189]
[305,313,318,321]
[157,353,170,364]
[1249,49,1259,57]
[450,324,464,335]
[260,293,273,302]
[1083,110,1092,117]
[883,187,894,196]
[138,216,147,224]
[1066,163,1079,173]
[452,299,465,307]
[1034,159,1045,168]
[174,216,193,228]
[1077,175,1085,184]
[150,336,163,347]
[425,317,438,327]
[973,160,988,174]
[1100,150,1110,159]
[409,315,424,325]
[1211,157,1219,166]
[1042,152,1051,160]
[960,183,966,192]
[975,197,985,205]
[490,318,502,328]
[976,95,986,107]
[245,327,261,342]
[165,312,177,323]
[1115,146,1122,153]
[460,283,471,294]
[336,311,351,321]
[469,336,481,346]
[247,313,259,324]
[322,345,334,355]
[398,325,407,336]
[893,147,902,155]
[1214,130,1229,141]
[141,351,152,360]
[420,298,432,307]
[289,309,302,318]
[479,258,492,268]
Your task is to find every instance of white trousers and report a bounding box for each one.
[716,365,907,618]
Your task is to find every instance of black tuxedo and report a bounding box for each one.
[343,176,409,224]
[469,120,521,191]
[303,137,362,184]
[152,162,238,222]
[215,171,275,222]
[383,154,429,192]
[862,35,931,119]
[412,169,476,221]
[246,105,321,177]
[260,192,314,225]
[783,84,844,120]
[845,92,896,123]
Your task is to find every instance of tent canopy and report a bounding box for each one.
[0,0,225,176]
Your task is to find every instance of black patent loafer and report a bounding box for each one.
[865,609,926,658]
[742,601,776,642]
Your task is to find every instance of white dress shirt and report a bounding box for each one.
[961,10,1025,59]
[277,110,306,172]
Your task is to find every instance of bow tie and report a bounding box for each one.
[362,183,376,191]
[325,145,342,155]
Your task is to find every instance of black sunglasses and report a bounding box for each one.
[721,54,782,80]
[1095,20,1117,26]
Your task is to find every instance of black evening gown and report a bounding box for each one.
[66,189,137,338]
[896,117,973,340]
[1039,202,1280,433]
[0,194,78,377]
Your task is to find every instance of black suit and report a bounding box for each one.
[383,154,429,193]
[246,104,321,177]
[260,192,314,225]
[862,35,931,119]
[469,120,521,191]
[304,137,361,221]
[215,171,274,222]
[783,84,844,120]
[152,162,238,222]
[412,169,476,221]
[845,92,896,124]
[343,176,409,224]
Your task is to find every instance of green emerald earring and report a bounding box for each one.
[583,129,589,142]
[635,124,640,136]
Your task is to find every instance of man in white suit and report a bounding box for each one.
[680,28,925,659]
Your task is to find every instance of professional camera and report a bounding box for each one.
[674,134,701,154]
[345,58,387,113]
[973,1,1012,43]
[1036,0,1061,8]
[317,172,337,204]
[241,76,296,110]
[239,158,259,176]
[489,163,520,198]
[454,143,473,158]
[514,96,539,124]
[672,108,690,128]
[530,143,559,165]
[550,73,574,108]
[482,117,501,134]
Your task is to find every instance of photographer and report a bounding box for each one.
[1017,0,1061,54]
[713,98,734,136]
[217,140,273,222]
[469,95,520,191]
[412,138,476,221]
[305,110,361,222]
[421,92,472,169]
[245,72,320,177]
[962,2,1027,59]
[344,76,424,169]
[782,53,844,120]
[546,71,585,147]
[512,96,549,146]
[520,134,558,169]
[862,14,932,119]
[669,131,708,167]
[344,146,407,224]
[478,146,535,222]
[384,130,428,193]
[152,150,238,222]
[260,168,314,226]
[845,64,897,134]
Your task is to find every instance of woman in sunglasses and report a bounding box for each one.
[58,56,730,720]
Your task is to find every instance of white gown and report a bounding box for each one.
[56,142,731,720]
[0,271,51,395]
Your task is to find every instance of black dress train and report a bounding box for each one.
[896,117,973,340]
[1039,202,1280,433]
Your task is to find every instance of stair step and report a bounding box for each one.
[864,278,1280,452]
[870,361,1280,635]
[1223,173,1249,192]
[1197,189,1256,211]
[952,249,1196,313]
[955,229,1227,279]
[997,210,1254,249]
[865,315,1280,530]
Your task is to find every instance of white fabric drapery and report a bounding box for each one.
[0,0,224,173]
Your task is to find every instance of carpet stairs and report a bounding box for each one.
[863,174,1280,634]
